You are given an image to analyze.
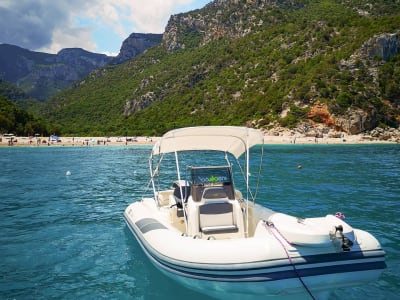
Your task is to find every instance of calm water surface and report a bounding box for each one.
[0,144,399,299]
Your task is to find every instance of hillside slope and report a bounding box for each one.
[0,94,50,136]
[42,0,400,136]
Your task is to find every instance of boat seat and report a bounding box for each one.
[199,201,238,234]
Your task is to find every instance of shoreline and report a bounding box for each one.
[262,134,398,145]
[0,136,158,147]
[1,134,398,147]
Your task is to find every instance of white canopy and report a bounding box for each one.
[151,126,264,159]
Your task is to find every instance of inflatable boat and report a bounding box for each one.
[124,126,386,299]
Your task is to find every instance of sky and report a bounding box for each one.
[0,0,211,56]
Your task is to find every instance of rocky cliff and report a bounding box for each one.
[163,0,303,52]
[337,32,400,133]
[111,33,163,64]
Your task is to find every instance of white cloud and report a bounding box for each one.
[122,0,193,33]
[0,0,208,54]
[40,26,96,54]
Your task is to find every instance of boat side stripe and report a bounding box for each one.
[125,217,386,283]
[139,238,386,282]
[146,246,386,282]
[135,218,167,234]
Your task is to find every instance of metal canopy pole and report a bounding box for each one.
[174,150,188,233]
[245,129,250,238]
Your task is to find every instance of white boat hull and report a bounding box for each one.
[123,126,386,299]
[124,198,386,299]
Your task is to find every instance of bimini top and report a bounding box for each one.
[151,126,264,159]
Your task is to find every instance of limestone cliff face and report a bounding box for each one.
[341,32,400,79]
[163,0,303,52]
[366,33,400,62]
[334,109,378,134]
[336,32,400,133]
[111,33,163,64]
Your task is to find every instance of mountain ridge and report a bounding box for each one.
[0,32,163,101]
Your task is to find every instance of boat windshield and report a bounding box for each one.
[190,166,232,186]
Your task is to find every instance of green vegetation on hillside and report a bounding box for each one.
[0,95,52,136]
[39,0,400,136]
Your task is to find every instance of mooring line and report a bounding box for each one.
[264,220,315,300]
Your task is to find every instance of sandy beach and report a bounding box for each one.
[262,133,398,144]
[0,136,159,147]
[1,132,398,147]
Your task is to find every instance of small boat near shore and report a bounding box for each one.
[124,126,386,299]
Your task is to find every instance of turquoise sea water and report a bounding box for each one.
[0,144,399,299]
